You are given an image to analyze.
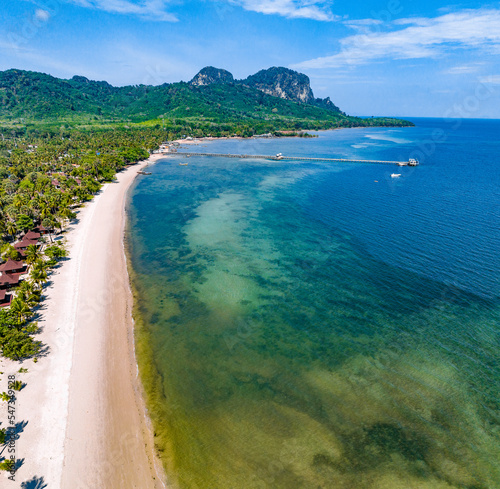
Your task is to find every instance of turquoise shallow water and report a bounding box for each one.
[127,119,500,489]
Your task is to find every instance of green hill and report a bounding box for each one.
[0,68,413,130]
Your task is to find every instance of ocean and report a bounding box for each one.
[126,118,500,489]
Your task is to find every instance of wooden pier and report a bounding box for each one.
[166,152,418,166]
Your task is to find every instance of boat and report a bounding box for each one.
[391,173,401,178]
[179,163,189,166]
[137,171,152,175]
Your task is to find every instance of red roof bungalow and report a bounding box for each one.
[0,273,22,290]
[14,239,40,251]
[14,238,40,250]
[0,259,26,274]
[34,225,50,235]
[14,232,41,250]
[0,289,12,307]
[24,230,41,241]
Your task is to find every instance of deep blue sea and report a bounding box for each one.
[127,118,500,489]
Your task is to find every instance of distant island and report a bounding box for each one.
[0,66,413,135]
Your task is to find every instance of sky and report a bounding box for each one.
[1,0,500,118]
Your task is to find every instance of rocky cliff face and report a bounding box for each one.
[190,66,234,86]
[189,65,342,113]
[241,67,315,104]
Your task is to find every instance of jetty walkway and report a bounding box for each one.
[165,152,418,166]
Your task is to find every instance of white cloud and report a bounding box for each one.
[35,9,51,21]
[479,75,500,84]
[292,9,500,69]
[344,18,383,28]
[65,0,178,22]
[230,0,338,21]
[444,63,484,75]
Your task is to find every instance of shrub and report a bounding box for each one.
[44,244,67,261]
[0,458,15,471]
[0,326,41,360]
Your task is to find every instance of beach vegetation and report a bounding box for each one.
[0,458,15,471]
[25,244,42,264]
[44,244,67,261]
[0,125,160,363]
[11,380,23,391]
[30,267,48,289]
[23,322,39,334]
[0,428,5,444]
[0,305,41,360]
[17,287,41,308]
[0,392,11,402]
[9,298,33,323]
[0,326,41,360]
[41,217,57,242]
[0,245,20,261]
[16,214,34,232]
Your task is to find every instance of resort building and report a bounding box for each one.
[0,258,27,274]
[0,289,12,307]
[14,231,42,251]
[0,273,22,290]
[15,239,38,251]
[34,225,50,235]
[24,230,41,241]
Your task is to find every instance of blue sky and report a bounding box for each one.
[1,0,500,117]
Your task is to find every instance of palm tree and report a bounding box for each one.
[18,279,35,295]
[5,220,17,239]
[9,297,33,323]
[39,203,52,220]
[32,258,49,271]
[42,217,56,242]
[25,244,41,265]
[17,287,40,307]
[30,267,48,289]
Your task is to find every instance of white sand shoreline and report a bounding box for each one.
[0,154,166,488]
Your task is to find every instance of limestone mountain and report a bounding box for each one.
[242,67,313,103]
[188,66,343,114]
[241,67,343,113]
[190,67,234,86]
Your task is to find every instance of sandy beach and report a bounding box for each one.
[0,155,166,488]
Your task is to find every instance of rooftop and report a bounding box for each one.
[0,259,26,273]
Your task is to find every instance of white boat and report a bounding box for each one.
[391,173,401,178]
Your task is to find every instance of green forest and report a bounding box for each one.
[0,126,159,361]
[0,69,413,129]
